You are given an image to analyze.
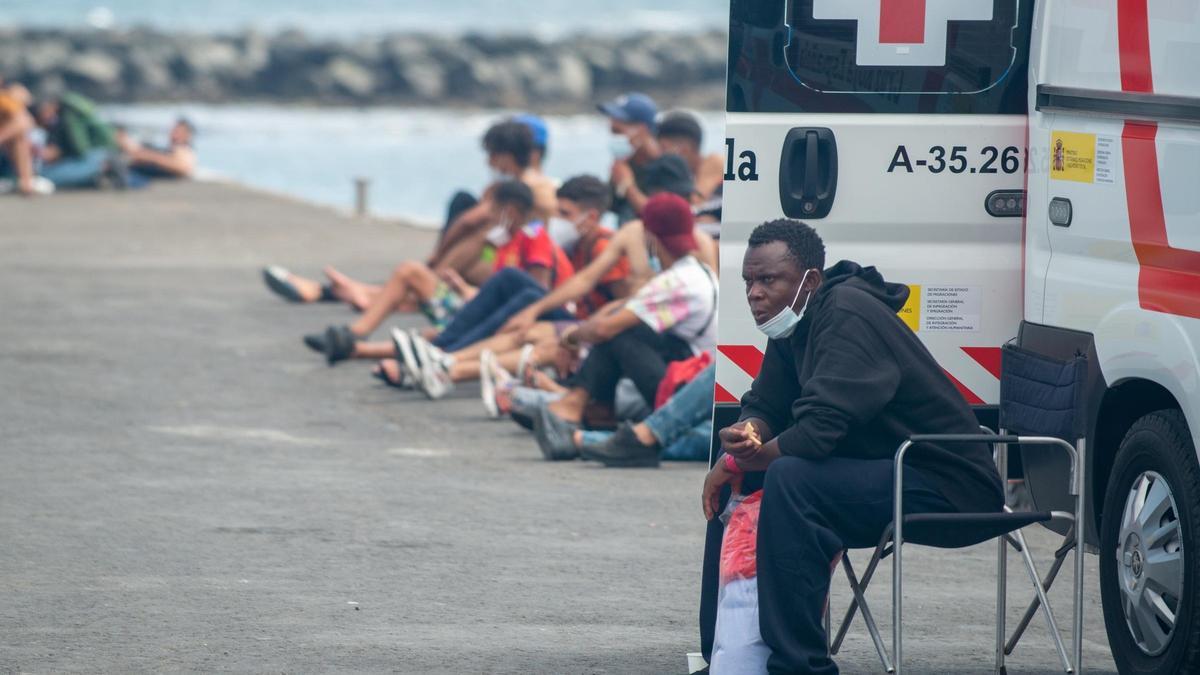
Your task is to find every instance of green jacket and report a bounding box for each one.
[53,92,116,158]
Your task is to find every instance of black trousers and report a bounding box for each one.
[574,322,693,406]
[700,456,957,675]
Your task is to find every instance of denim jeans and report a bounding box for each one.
[580,364,714,461]
[40,148,111,188]
[432,267,573,352]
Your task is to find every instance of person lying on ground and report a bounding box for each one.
[0,83,41,196]
[533,192,718,460]
[263,118,556,307]
[574,362,716,467]
[313,179,571,365]
[116,117,196,179]
[600,92,694,224]
[698,219,1003,673]
[35,91,125,189]
[656,110,724,235]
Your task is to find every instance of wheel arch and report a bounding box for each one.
[1091,378,1186,530]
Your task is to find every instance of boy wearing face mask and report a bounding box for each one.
[599,92,693,225]
[697,219,1003,673]
[315,180,572,365]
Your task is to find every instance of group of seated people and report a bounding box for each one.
[0,78,195,196]
[263,92,724,467]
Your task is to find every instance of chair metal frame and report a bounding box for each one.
[826,428,1086,674]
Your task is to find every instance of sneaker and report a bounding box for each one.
[29,177,55,195]
[580,423,661,468]
[534,405,581,461]
[410,330,454,399]
[390,327,422,384]
[479,349,500,419]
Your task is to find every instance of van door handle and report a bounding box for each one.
[780,127,838,219]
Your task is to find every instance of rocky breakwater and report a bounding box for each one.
[0,28,728,109]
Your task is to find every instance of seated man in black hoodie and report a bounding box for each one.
[701,219,1003,674]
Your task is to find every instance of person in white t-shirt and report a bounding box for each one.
[534,192,718,460]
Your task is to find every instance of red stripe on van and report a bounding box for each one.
[962,347,1003,380]
[879,0,926,44]
[1117,1,1200,319]
[1121,122,1200,319]
[1117,0,1154,92]
[714,383,739,404]
[718,344,766,378]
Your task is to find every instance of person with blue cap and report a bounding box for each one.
[597,92,693,225]
[513,113,548,170]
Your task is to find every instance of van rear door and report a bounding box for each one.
[716,0,1035,416]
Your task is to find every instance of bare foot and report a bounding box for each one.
[547,397,583,424]
[323,266,373,311]
[284,272,324,303]
[632,423,659,447]
[372,358,404,385]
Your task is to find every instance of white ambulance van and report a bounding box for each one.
[716,1,1200,670]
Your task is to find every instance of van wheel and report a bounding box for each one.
[1100,410,1200,673]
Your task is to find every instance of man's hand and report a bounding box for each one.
[702,460,744,521]
[611,160,634,193]
[719,420,763,461]
[500,306,539,335]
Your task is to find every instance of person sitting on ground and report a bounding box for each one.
[0,82,41,196]
[366,174,632,388]
[439,113,551,244]
[656,111,723,205]
[116,117,196,179]
[533,192,718,460]
[698,219,1003,673]
[575,362,716,467]
[656,110,724,236]
[599,92,693,224]
[314,179,572,365]
[264,118,556,307]
[35,91,125,189]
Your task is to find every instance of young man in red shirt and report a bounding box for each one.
[316,180,571,364]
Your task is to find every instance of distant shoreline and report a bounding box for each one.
[1,27,729,110]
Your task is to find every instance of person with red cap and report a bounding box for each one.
[533,192,718,460]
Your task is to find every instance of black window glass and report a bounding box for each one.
[727,0,1034,114]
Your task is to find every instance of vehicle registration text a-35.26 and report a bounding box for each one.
[887,145,1023,175]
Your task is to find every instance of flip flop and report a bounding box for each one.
[372,360,411,389]
[263,266,305,302]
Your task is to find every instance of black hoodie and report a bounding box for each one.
[739,260,1003,514]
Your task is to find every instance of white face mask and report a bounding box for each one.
[486,217,513,246]
[609,134,634,160]
[755,269,814,340]
[490,168,513,184]
[547,216,583,252]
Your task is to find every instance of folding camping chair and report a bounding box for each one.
[827,343,1088,674]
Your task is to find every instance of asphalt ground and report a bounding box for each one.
[0,182,1116,673]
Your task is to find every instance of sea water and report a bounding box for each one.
[0,0,727,36]
[102,104,726,226]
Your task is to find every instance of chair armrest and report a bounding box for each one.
[908,433,1018,444]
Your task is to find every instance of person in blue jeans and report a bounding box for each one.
[430,266,575,352]
[575,363,715,467]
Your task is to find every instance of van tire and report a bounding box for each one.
[1099,409,1200,674]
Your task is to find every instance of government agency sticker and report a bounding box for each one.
[1050,130,1097,183]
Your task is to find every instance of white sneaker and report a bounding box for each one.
[390,327,422,384]
[30,177,55,195]
[410,330,454,400]
[480,349,500,419]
